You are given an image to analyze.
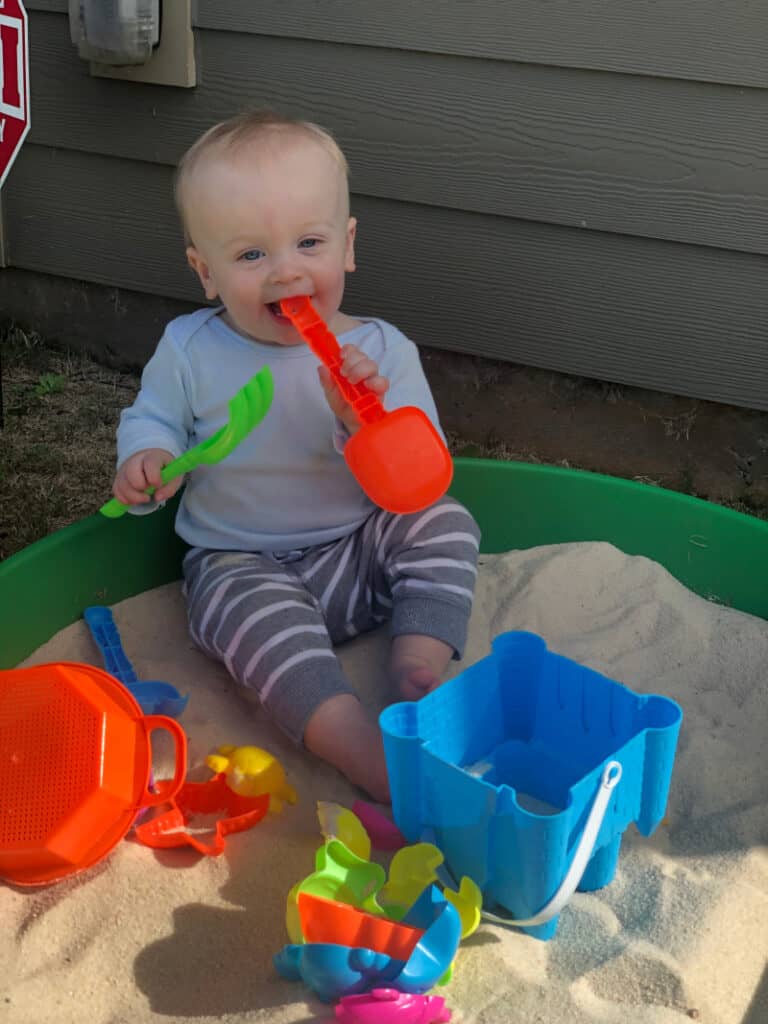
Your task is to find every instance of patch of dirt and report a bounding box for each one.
[0,325,139,559]
[422,349,768,516]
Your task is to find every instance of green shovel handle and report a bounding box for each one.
[99,366,273,519]
[99,452,194,519]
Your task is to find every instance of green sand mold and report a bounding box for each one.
[3,459,768,668]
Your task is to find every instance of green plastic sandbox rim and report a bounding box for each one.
[2,457,767,669]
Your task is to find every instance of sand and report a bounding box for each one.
[2,541,767,1023]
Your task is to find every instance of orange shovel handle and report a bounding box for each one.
[279,297,384,425]
[140,715,188,806]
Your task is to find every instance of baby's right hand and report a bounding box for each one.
[112,448,182,507]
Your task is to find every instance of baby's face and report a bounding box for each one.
[184,136,356,345]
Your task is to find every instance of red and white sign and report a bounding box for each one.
[0,0,29,189]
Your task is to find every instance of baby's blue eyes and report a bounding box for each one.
[238,240,320,261]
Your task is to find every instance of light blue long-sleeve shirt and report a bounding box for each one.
[117,307,446,552]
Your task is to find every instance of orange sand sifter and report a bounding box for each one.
[0,662,187,886]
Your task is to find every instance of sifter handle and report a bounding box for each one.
[141,715,188,805]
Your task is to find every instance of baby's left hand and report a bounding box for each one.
[318,344,389,434]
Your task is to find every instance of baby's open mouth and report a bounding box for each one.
[267,302,290,321]
[268,297,311,322]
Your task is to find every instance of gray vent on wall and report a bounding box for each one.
[69,0,160,67]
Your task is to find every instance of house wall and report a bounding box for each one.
[4,1,767,408]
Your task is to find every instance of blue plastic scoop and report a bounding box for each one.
[83,605,189,718]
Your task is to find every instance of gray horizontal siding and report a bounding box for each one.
[17,4,768,410]
[8,144,768,410]
[26,0,768,89]
[27,15,768,256]
[195,0,768,90]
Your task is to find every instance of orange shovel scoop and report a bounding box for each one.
[279,297,453,514]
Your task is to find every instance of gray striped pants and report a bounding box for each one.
[181,496,480,744]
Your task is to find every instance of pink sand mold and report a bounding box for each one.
[336,988,451,1023]
[352,801,407,851]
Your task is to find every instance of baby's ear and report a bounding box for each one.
[186,246,218,300]
[345,217,357,273]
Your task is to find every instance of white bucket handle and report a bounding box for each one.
[479,759,623,928]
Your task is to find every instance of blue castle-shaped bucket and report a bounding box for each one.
[380,631,683,940]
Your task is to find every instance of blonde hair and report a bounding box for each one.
[175,109,350,243]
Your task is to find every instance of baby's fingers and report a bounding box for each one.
[140,452,184,503]
[358,374,389,397]
[340,346,374,382]
[153,475,185,504]
[112,475,152,506]
[142,453,170,489]
[318,366,347,420]
[340,345,389,394]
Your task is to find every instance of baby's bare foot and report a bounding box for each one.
[392,660,440,701]
[390,634,453,702]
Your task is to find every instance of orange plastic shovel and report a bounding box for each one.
[279,297,453,514]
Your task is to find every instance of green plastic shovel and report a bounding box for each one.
[99,365,274,519]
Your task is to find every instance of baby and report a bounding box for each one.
[112,110,480,801]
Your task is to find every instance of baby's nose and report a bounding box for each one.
[270,254,305,285]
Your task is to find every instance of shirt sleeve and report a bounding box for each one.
[116,327,194,469]
[376,327,447,443]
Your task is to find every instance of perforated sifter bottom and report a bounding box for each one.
[0,676,102,847]
[0,661,167,886]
